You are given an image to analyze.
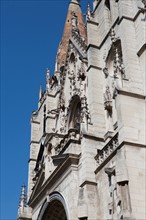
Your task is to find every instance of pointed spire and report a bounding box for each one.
[18,184,27,210]
[46,68,51,92]
[57,0,86,70]
[87,2,92,20]
[39,85,43,100]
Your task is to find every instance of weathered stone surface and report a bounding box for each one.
[18,0,146,220]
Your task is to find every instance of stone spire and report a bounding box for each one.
[19,184,27,211]
[57,0,86,71]
[17,184,27,220]
[87,2,91,19]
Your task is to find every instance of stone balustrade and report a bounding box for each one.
[95,133,119,169]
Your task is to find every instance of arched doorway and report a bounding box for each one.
[38,192,69,220]
[42,200,67,220]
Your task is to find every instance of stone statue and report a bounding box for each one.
[103,67,109,78]
[104,85,112,102]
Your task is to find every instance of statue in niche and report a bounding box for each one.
[59,106,66,133]
[78,62,86,97]
[104,85,112,102]
[104,85,112,112]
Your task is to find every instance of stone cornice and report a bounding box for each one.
[83,133,104,142]
[118,90,145,99]
[28,154,80,208]
[87,20,99,26]
[80,180,97,188]
[30,140,40,145]
[86,18,119,51]
[117,10,144,25]
[87,65,102,72]
[28,158,37,163]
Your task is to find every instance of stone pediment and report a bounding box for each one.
[28,153,80,208]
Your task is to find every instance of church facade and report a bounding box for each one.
[17,0,146,219]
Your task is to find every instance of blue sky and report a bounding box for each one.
[1,0,91,219]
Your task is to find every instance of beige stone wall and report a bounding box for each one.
[25,1,146,220]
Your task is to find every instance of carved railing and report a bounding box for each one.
[95,133,119,168]
[55,128,81,154]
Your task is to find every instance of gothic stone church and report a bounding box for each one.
[17,0,146,219]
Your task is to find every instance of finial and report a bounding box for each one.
[18,184,27,210]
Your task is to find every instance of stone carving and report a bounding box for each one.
[104,85,112,111]
[78,62,86,81]
[55,128,80,154]
[103,67,109,78]
[44,143,55,178]
[59,109,67,133]
[71,11,79,34]
[50,74,58,89]
[80,96,91,124]
[113,47,125,79]
[72,31,87,51]
[95,133,119,167]
[110,28,119,43]
[86,3,92,21]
